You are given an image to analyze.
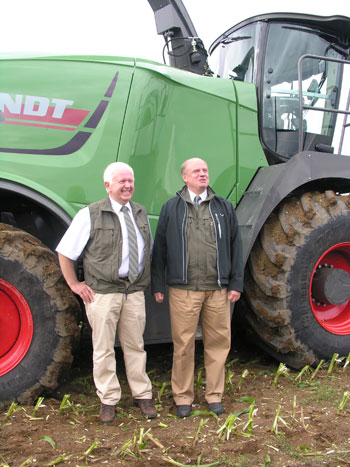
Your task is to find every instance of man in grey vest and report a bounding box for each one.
[56,162,156,423]
[151,158,243,417]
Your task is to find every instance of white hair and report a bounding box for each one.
[103,162,134,184]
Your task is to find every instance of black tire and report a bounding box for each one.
[0,223,81,405]
[243,191,350,369]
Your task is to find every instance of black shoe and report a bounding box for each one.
[176,404,191,417]
[208,402,224,415]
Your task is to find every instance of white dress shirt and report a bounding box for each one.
[56,197,146,277]
[188,188,208,205]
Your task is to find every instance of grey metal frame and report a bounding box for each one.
[297,54,350,154]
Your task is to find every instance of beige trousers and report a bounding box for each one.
[169,287,231,405]
[85,291,152,405]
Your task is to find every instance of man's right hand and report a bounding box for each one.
[58,253,95,303]
[154,292,164,303]
[70,281,95,303]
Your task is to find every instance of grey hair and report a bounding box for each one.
[103,162,134,184]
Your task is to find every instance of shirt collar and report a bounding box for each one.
[187,188,207,203]
[109,196,131,213]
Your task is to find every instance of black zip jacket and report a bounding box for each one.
[151,186,244,294]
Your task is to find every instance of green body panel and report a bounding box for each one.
[0,57,135,213]
[0,55,267,234]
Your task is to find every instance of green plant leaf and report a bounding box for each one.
[40,436,56,450]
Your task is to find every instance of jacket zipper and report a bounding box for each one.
[181,201,188,282]
[209,202,222,288]
[214,213,222,239]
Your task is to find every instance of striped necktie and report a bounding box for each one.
[193,195,201,209]
[121,206,139,282]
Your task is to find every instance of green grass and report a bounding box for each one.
[301,380,342,405]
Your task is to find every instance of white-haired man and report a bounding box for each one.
[56,162,156,423]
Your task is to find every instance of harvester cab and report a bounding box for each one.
[210,14,350,163]
[148,1,350,162]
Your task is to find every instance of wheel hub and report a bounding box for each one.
[312,265,350,306]
[0,279,33,376]
[309,243,350,335]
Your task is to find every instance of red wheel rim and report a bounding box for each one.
[0,279,33,375]
[309,243,350,335]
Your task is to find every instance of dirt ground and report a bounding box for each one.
[1,335,350,467]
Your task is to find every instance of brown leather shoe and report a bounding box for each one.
[100,403,116,423]
[135,399,157,419]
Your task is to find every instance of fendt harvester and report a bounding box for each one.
[1,0,349,404]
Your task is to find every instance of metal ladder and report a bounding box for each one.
[339,88,350,155]
[298,54,350,154]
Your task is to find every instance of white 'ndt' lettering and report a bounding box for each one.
[24,96,50,117]
[0,93,74,119]
[51,98,74,118]
[0,93,22,113]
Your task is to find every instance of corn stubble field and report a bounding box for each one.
[1,338,350,467]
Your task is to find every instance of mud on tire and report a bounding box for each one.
[243,191,350,369]
[0,223,81,405]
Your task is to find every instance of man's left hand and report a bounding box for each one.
[228,290,241,302]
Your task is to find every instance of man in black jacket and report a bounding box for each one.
[151,158,244,417]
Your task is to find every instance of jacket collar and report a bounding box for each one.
[176,185,216,200]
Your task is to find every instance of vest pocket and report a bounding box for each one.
[89,228,116,261]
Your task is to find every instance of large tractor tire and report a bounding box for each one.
[243,190,350,369]
[0,223,81,405]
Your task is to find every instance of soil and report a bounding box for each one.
[1,335,350,467]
